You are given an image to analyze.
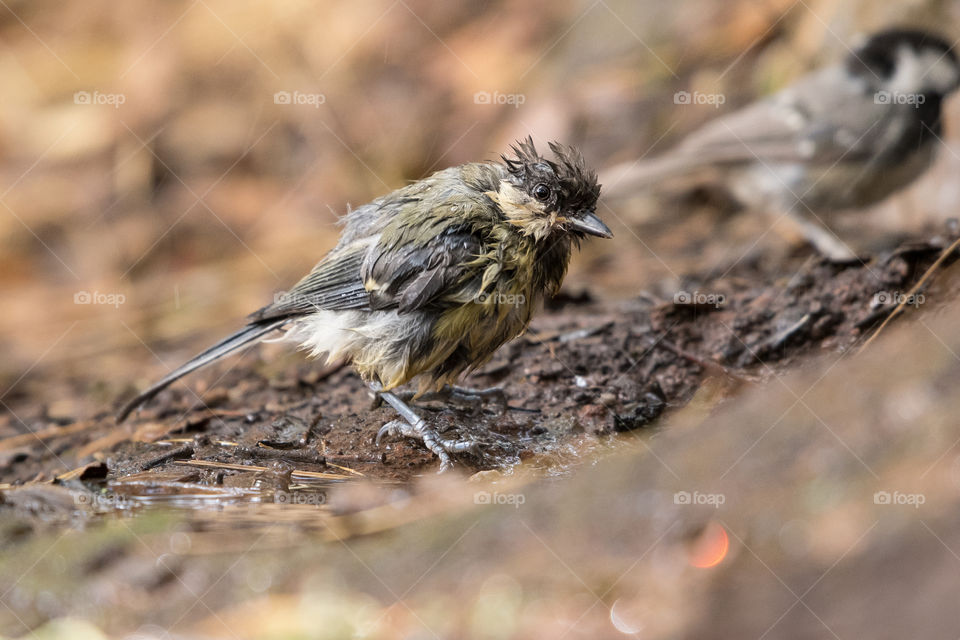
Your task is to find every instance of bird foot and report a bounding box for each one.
[369,381,483,472]
[376,419,480,472]
[785,213,861,262]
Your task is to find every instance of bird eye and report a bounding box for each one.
[533,183,551,201]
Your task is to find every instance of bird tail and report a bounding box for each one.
[116,319,288,423]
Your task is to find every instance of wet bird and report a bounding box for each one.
[118,138,610,470]
[603,28,960,260]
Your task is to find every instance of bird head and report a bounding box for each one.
[490,137,609,242]
[848,28,960,99]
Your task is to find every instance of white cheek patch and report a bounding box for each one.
[491,182,546,215]
[890,46,959,95]
[486,181,554,240]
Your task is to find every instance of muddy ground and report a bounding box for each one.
[3,232,960,638]
[3,234,955,490]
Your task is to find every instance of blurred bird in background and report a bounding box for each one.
[602,28,960,261]
[118,138,610,470]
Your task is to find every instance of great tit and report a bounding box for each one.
[118,138,610,470]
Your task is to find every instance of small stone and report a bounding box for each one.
[599,392,617,405]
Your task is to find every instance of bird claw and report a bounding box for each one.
[375,419,410,445]
[375,419,479,472]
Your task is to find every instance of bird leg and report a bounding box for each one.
[369,382,480,471]
[780,209,859,262]
[370,384,507,410]
[447,385,507,405]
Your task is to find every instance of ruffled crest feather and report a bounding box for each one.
[500,136,600,210]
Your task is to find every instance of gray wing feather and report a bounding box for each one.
[671,68,887,165]
[251,200,483,320]
[603,67,894,196]
[248,246,371,321]
[364,232,482,312]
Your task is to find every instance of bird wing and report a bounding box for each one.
[363,231,483,312]
[247,244,371,321]
[604,66,907,198]
[249,231,483,322]
[671,67,892,167]
[249,173,489,322]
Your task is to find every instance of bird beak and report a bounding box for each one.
[569,211,613,238]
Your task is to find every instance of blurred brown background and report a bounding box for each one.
[5,2,960,639]
[2,0,960,422]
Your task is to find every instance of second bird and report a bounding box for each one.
[603,28,960,260]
